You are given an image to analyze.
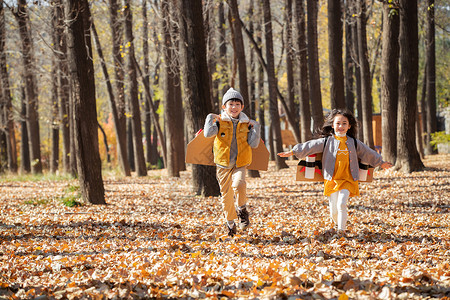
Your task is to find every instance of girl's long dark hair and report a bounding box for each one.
[317,109,358,138]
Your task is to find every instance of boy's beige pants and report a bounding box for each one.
[216,166,247,221]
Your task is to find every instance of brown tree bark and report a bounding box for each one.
[124,0,146,176]
[424,0,437,155]
[344,3,355,113]
[161,0,184,177]
[263,0,288,170]
[177,0,220,196]
[294,0,311,142]
[328,0,346,110]
[53,0,71,174]
[20,89,30,172]
[381,1,399,164]
[15,0,42,174]
[92,21,131,176]
[65,0,105,204]
[357,0,374,148]
[306,0,323,133]
[396,0,424,172]
[109,0,130,174]
[0,0,17,173]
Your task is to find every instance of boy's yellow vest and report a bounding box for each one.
[213,115,252,168]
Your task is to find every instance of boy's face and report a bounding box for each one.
[222,100,244,118]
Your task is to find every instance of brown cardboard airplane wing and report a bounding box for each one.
[185,131,270,171]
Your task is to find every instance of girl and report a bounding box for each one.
[278,109,392,235]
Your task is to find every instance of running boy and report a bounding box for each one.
[203,88,261,237]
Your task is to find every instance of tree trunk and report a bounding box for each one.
[177,0,220,196]
[424,0,436,155]
[66,0,105,204]
[20,89,30,173]
[306,0,323,133]
[285,0,297,139]
[328,0,345,109]
[162,0,181,177]
[109,0,129,174]
[294,0,311,142]
[381,1,399,165]
[53,0,71,174]
[124,0,146,176]
[396,0,424,172]
[0,1,17,173]
[15,0,42,174]
[229,0,250,115]
[247,0,260,178]
[344,4,355,113]
[350,1,363,140]
[50,53,59,173]
[256,0,266,144]
[92,21,131,176]
[263,0,288,170]
[357,0,374,148]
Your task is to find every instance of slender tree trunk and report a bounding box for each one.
[109,0,129,174]
[66,0,105,204]
[285,0,296,139]
[50,54,59,173]
[20,88,30,173]
[229,0,250,114]
[256,0,265,144]
[307,0,323,133]
[124,0,146,176]
[247,0,260,178]
[0,1,17,172]
[350,1,363,140]
[15,0,42,173]
[328,0,345,109]
[294,0,311,142]
[424,0,436,155]
[263,0,288,169]
[381,1,399,164]
[344,4,355,113]
[92,21,131,176]
[357,0,374,148]
[396,0,424,172]
[162,0,180,177]
[53,0,70,174]
[218,1,228,109]
[177,0,220,196]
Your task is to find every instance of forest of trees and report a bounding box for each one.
[0,0,448,203]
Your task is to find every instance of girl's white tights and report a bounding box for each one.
[328,189,350,231]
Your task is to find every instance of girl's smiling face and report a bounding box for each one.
[332,114,351,136]
[223,100,244,118]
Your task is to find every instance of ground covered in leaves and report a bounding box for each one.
[0,155,449,299]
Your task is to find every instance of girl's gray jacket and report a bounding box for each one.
[292,135,384,181]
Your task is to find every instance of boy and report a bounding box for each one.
[203,88,261,237]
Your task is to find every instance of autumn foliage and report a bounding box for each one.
[0,155,449,299]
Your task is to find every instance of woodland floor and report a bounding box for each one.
[0,154,449,300]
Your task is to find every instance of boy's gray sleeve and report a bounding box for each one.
[247,121,261,148]
[203,114,218,138]
[292,138,327,158]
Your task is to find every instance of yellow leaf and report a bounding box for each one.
[338,293,349,300]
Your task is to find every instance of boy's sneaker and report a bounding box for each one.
[227,222,237,237]
[237,207,250,230]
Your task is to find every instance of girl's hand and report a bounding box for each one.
[277,151,293,158]
[380,161,393,169]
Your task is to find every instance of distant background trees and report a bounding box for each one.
[0,0,448,201]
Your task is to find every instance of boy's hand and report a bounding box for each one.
[248,120,257,127]
[277,151,293,158]
[211,114,220,122]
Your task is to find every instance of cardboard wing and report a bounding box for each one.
[185,131,270,171]
[296,152,374,182]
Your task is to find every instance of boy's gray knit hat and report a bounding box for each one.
[222,88,244,105]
